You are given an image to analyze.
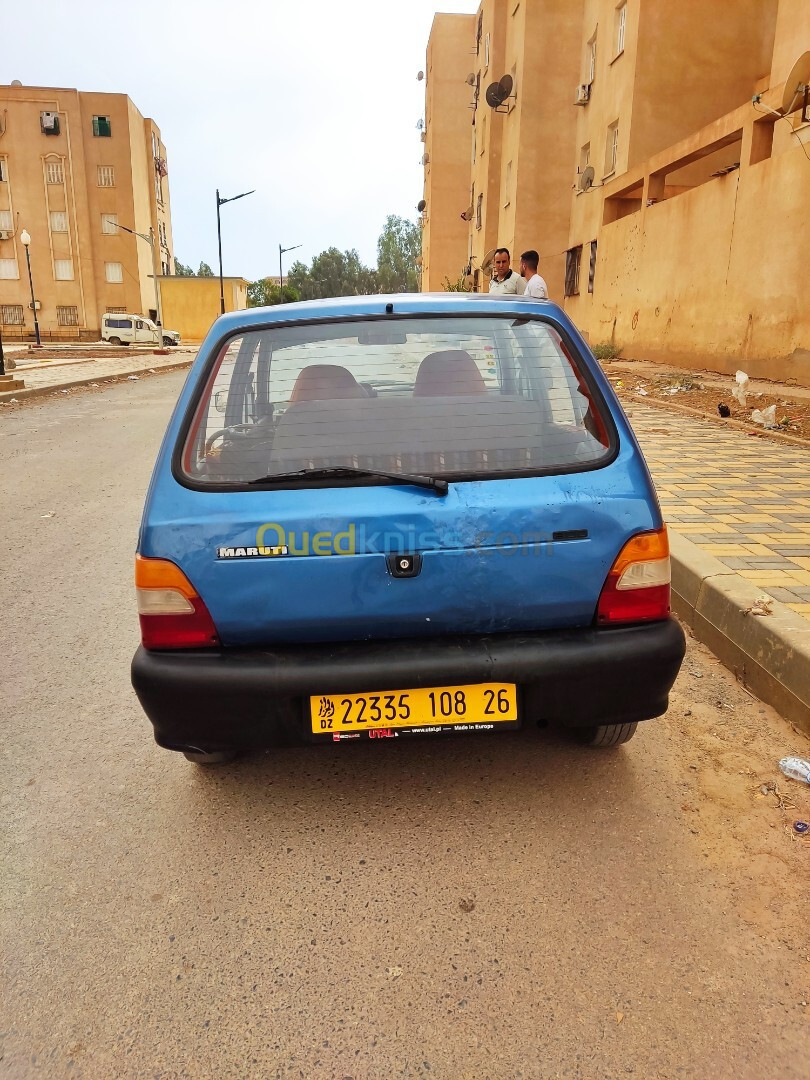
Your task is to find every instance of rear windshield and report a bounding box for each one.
[180,316,613,486]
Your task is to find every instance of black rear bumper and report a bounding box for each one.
[131,618,685,752]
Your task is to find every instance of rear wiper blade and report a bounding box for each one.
[249,465,449,495]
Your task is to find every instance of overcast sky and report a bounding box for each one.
[5,0,479,280]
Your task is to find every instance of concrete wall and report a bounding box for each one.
[421,13,477,291]
[585,99,810,382]
[158,276,248,341]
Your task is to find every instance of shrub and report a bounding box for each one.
[591,342,623,361]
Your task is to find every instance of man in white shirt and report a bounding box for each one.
[519,250,549,300]
[488,248,526,295]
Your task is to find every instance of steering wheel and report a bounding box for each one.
[205,424,254,454]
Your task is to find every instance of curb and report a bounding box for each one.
[620,392,810,449]
[0,358,194,404]
[669,530,810,732]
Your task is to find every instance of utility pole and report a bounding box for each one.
[216,188,255,314]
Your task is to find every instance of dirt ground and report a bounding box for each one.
[604,362,810,441]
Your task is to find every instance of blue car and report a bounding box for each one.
[131,294,685,763]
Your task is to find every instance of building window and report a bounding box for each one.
[484,33,490,69]
[588,240,598,293]
[476,11,483,53]
[0,158,7,182]
[105,261,123,283]
[54,258,74,280]
[475,193,483,230]
[40,111,60,136]
[98,165,115,187]
[106,306,127,313]
[102,214,118,235]
[57,305,79,326]
[0,210,12,231]
[605,121,619,176]
[564,246,582,297]
[92,115,112,137]
[0,260,19,280]
[615,3,627,56]
[504,160,513,207]
[45,160,64,185]
[1,303,24,323]
[50,211,68,233]
[587,31,597,83]
[580,143,591,172]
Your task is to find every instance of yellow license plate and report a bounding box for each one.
[310,683,518,735]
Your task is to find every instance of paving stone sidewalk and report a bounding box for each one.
[626,402,810,624]
[0,348,196,400]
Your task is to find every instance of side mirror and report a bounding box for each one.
[214,389,228,414]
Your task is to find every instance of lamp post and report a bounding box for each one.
[279,243,301,302]
[106,219,163,328]
[19,229,41,347]
[216,188,254,315]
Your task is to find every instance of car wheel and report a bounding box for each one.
[576,722,638,747]
[162,336,174,347]
[108,336,121,346]
[182,749,239,765]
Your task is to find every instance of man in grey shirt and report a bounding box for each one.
[488,248,527,295]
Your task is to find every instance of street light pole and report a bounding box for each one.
[279,243,302,302]
[105,219,163,330]
[215,188,255,315]
[20,229,41,347]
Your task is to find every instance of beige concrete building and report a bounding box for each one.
[0,82,174,339]
[420,13,477,291]
[422,0,810,381]
[158,275,248,342]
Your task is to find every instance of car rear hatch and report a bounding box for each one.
[139,305,663,647]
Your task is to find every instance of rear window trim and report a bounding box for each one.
[171,312,619,493]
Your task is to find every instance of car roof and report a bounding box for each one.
[208,292,562,335]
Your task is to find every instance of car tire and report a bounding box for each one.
[576,722,638,747]
[162,336,174,347]
[108,336,121,346]
[182,749,239,765]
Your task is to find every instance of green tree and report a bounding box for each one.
[246,279,300,307]
[376,215,421,293]
[197,261,215,277]
[173,258,195,276]
[288,248,378,300]
[442,275,471,292]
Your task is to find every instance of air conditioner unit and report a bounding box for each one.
[41,110,61,134]
[28,300,41,310]
[421,153,430,166]
[574,84,591,106]
[0,230,10,241]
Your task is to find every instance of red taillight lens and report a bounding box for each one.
[135,555,220,650]
[596,527,671,626]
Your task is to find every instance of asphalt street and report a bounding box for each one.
[1,373,808,1080]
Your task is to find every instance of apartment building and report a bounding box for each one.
[422,0,810,380]
[0,82,174,338]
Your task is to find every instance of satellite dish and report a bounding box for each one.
[579,166,596,192]
[485,82,504,109]
[498,74,514,101]
[481,248,496,274]
[460,206,473,221]
[782,51,810,113]
[463,274,475,290]
[466,73,476,87]
[417,199,427,212]
[11,79,22,87]
[417,70,424,81]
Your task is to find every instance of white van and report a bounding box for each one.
[101,313,181,348]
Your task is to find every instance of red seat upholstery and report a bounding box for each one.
[289,364,368,403]
[413,350,487,397]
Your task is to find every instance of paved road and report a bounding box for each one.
[2,374,808,1080]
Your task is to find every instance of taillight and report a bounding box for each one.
[596,527,671,625]
[135,555,220,650]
